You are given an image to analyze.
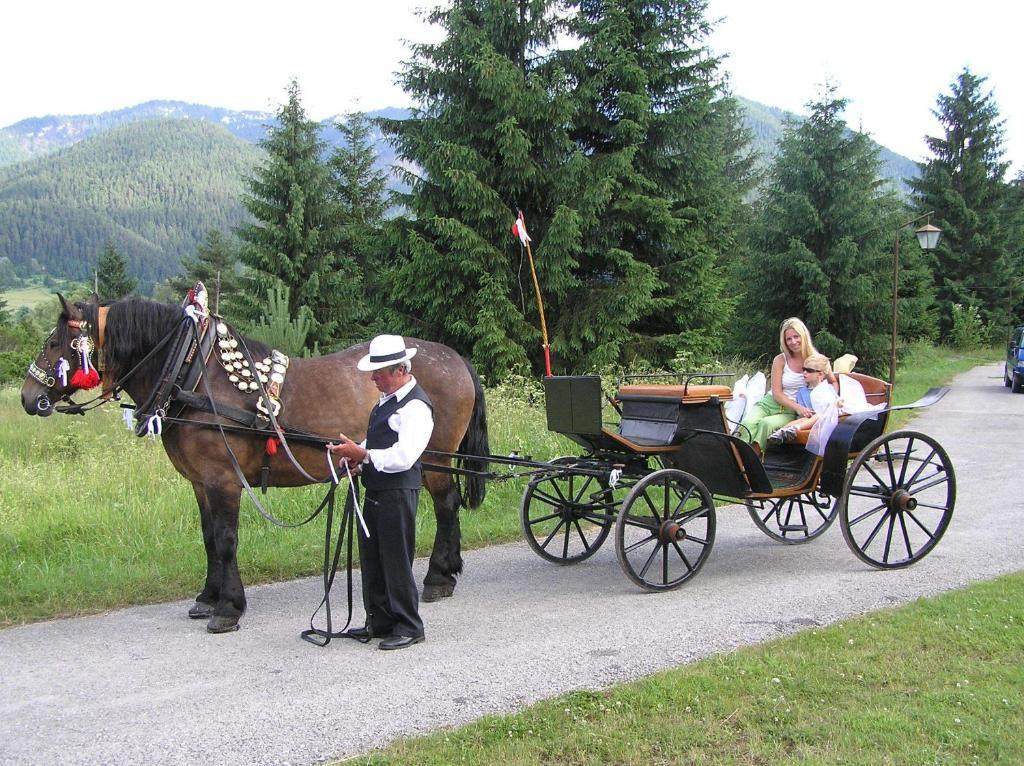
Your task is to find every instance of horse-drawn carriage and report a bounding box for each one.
[21,293,956,632]
[519,373,955,590]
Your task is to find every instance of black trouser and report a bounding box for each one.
[357,487,423,639]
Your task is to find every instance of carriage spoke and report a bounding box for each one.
[638,542,661,579]
[905,509,941,539]
[848,502,887,527]
[847,485,889,499]
[861,461,893,493]
[539,518,568,551]
[898,511,914,560]
[670,538,695,573]
[881,513,896,564]
[860,510,892,549]
[882,442,898,488]
[528,510,561,526]
[903,445,938,486]
[896,437,915,486]
[904,473,948,494]
[571,519,593,553]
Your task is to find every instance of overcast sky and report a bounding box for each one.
[3,0,1020,175]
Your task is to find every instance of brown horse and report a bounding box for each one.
[21,295,488,633]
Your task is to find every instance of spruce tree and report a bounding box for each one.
[736,85,933,371]
[379,0,576,380]
[236,79,354,351]
[910,68,1014,339]
[167,229,243,315]
[558,0,747,368]
[382,0,747,377]
[328,111,388,335]
[96,240,137,300]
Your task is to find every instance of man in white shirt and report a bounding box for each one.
[328,335,434,650]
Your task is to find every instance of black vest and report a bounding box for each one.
[360,383,434,491]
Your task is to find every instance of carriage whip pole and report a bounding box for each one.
[512,210,552,376]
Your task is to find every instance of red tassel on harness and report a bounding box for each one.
[265,437,279,456]
[70,367,101,390]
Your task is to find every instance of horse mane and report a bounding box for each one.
[99,298,271,395]
[99,299,182,393]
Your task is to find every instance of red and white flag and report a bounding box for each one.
[511,210,531,246]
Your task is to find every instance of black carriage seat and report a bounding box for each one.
[614,384,733,445]
[613,384,774,495]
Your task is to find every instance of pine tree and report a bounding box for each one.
[246,282,314,356]
[96,240,137,300]
[381,0,748,378]
[909,68,1013,339]
[0,294,11,327]
[166,229,243,314]
[558,0,747,368]
[328,111,387,336]
[236,79,354,351]
[736,85,934,371]
[379,0,576,379]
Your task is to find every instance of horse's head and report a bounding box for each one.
[21,293,101,417]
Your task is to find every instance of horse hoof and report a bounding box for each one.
[188,601,215,619]
[206,615,240,633]
[421,584,455,602]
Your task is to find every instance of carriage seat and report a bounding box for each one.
[616,384,733,404]
[613,383,733,448]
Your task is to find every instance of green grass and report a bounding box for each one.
[2,284,62,311]
[345,571,1024,765]
[0,381,576,626]
[0,344,998,626]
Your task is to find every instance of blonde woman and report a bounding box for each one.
[767,353,837,444]
[739,318,822,455]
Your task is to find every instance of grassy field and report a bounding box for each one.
[2,284,63,312]
[0,343,997,626]
[345,571,1024,765]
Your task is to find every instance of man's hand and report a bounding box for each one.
[326,433,368,465]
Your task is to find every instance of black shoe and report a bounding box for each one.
[379,634,425,651]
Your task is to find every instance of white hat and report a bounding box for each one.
[357,335,418,371]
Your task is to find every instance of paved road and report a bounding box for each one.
[2,363,1022,765]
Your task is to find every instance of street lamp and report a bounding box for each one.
[890,213,942,389]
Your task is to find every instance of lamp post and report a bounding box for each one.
[890,213,942,389]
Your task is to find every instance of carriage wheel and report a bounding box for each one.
[615,469,716,591]
[745,491,838,544]
[520,458,616,564]
[839,430,955,569]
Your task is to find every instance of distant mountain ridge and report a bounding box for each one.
[0,97,917,183]
[0,100,404,170]
[0,98,920,289]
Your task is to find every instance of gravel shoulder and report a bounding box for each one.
[2,362,1021,765]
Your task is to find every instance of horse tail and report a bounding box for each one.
[457,357,489,509]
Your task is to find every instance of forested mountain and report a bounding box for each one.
[0,130,28,166]
[0,100,402,172]
[0,119,260,291]
[0,99,919,290]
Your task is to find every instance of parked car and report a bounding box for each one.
[1005,325,1024,393]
